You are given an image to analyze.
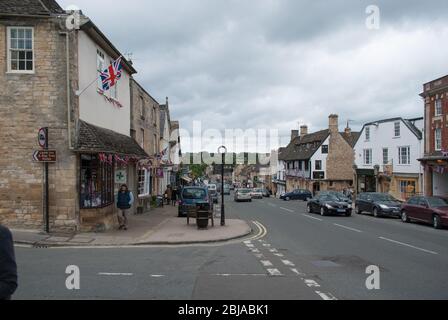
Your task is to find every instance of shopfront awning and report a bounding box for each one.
[356,169,375,176]
[75,120,149,158]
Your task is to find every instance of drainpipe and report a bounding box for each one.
[61,31,73,150]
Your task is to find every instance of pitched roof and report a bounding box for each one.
[0,0,64,16]
[279,130,330,161]
[362,117,423,140]
[75,120,148,157]
[341,131,362,148]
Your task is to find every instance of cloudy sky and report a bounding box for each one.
[60,0,448,152]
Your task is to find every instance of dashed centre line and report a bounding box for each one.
[334,224,363,233]
[280,207,295,213]
[302,214,323,222]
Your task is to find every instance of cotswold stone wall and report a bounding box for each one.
[0,17,79,232]
[326,131,356,181]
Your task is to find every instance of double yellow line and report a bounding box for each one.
[244,220,268,241]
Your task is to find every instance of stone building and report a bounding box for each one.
[419,75,448,196]
[0,1,148,232]
[280,115,360,195]
[130,78,161,211]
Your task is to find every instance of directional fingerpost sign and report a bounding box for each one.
[38,128,47,148]
[33,150,57,163]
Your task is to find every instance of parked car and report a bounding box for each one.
[235,189,253,202]
[207,184,219,204]
[250,188,264,199]
[261,189,271,198]
[319,191,353,205]
[307,194,352,217]
[223,184,231,195]
[178,187,212,217]
[280,189,312,201]
[355,193,402,218]
[401,196,448,229]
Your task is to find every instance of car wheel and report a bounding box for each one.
[307,205,312,214]
[286,197,290,201]
[320,207,326,217]
[373,207,380,218]
[433,215,442,230]
[346,211,352,217]
[401,211,410,223]
[355,206,362,215]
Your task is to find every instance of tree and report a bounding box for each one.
[190,164,208,179]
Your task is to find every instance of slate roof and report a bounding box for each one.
[0,0,64,16]
[75,120,148,157]
[279,130,330,161]
[362,117,423,140]
[279,129,361,161]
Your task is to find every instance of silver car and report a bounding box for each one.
[251,188,264,199]
[234,189,253,202]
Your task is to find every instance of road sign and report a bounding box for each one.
[38,128,47,148]
[33,150,57,163]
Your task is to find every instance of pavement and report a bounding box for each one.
[11,205,252,247]
[13,194,448,300]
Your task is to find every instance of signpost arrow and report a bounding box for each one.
[33,150,57,163]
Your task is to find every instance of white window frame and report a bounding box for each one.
[140,129,145,148]
[398,146,411,165]
[363,149,372,165]
[435,99,443,116]
[7,26,35,74]
[97,50,105,90]
[394,122,401,138]
[435,128,442,151]
[383,148,389,165]
[138,168,151,198]
[365,127,371,141]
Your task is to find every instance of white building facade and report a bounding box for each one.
[354,117,424,200]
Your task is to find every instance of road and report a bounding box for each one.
[13,194,448,300]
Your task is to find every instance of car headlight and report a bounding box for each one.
[380,205,389,210]
[325,204,334,209]
[347,204,352,209]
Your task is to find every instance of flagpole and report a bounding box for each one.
[75,55,123,97]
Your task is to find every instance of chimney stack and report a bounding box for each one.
[300,125,309,138]
[291,130,299,142]
[329,114,339,134]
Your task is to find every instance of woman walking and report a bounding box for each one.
[116,184,134,231]
[171,188,178,206]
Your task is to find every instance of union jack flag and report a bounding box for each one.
[100,57,123,91]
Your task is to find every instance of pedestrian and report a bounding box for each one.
[164,186,172,205]
[0,225,18,300]
[171,188,178,206]
[116,184,134,231]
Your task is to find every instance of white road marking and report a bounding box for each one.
[150,275,166,278]
[267,269,283,277]
[334,224,363,233]
[282,260,295,267]
[263,244,272,248]
[98,273,133,276]
[261,260,274,267]
[254,254,265,259]
[305,280,321,288]
[244,241,252,245]
[246,243,255,248]
[273,253,285,258]
[290,268,306,277]
[315,291,338,301]
[280,207,295,213]
[251,248,260,253]
[379,237,439,255]
[302,214,323,222]
[215,274,267,277]
[269,248,278,253]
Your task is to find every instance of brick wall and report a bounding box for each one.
[0,17,78,232]
[426,93,448,152]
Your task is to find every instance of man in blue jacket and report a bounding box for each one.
[116,184,134,231]
[0,225,18,300]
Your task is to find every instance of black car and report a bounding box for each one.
[280,189,312,201]
[319,191,353,205]
[307,195,352,217]
[355,193,402,218]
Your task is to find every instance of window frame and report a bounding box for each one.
[138,168,151,198]
[398,146,411,165]
[321,145,329,154]
[315,160,322,171]
[394,121,401,138]
[365,127,371,141]
[97,50,105,90]
[435,99,443,116]
[7,26,35,74]
[435,128,442,151]
[382,148,389,165]
[363,149,373,165]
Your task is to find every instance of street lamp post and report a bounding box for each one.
[218,146,227,226]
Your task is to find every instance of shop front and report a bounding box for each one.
[355,169,376,194]
[76,120,149,232]
[419,154,448,197]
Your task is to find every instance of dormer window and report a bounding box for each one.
[394,122,401,137]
